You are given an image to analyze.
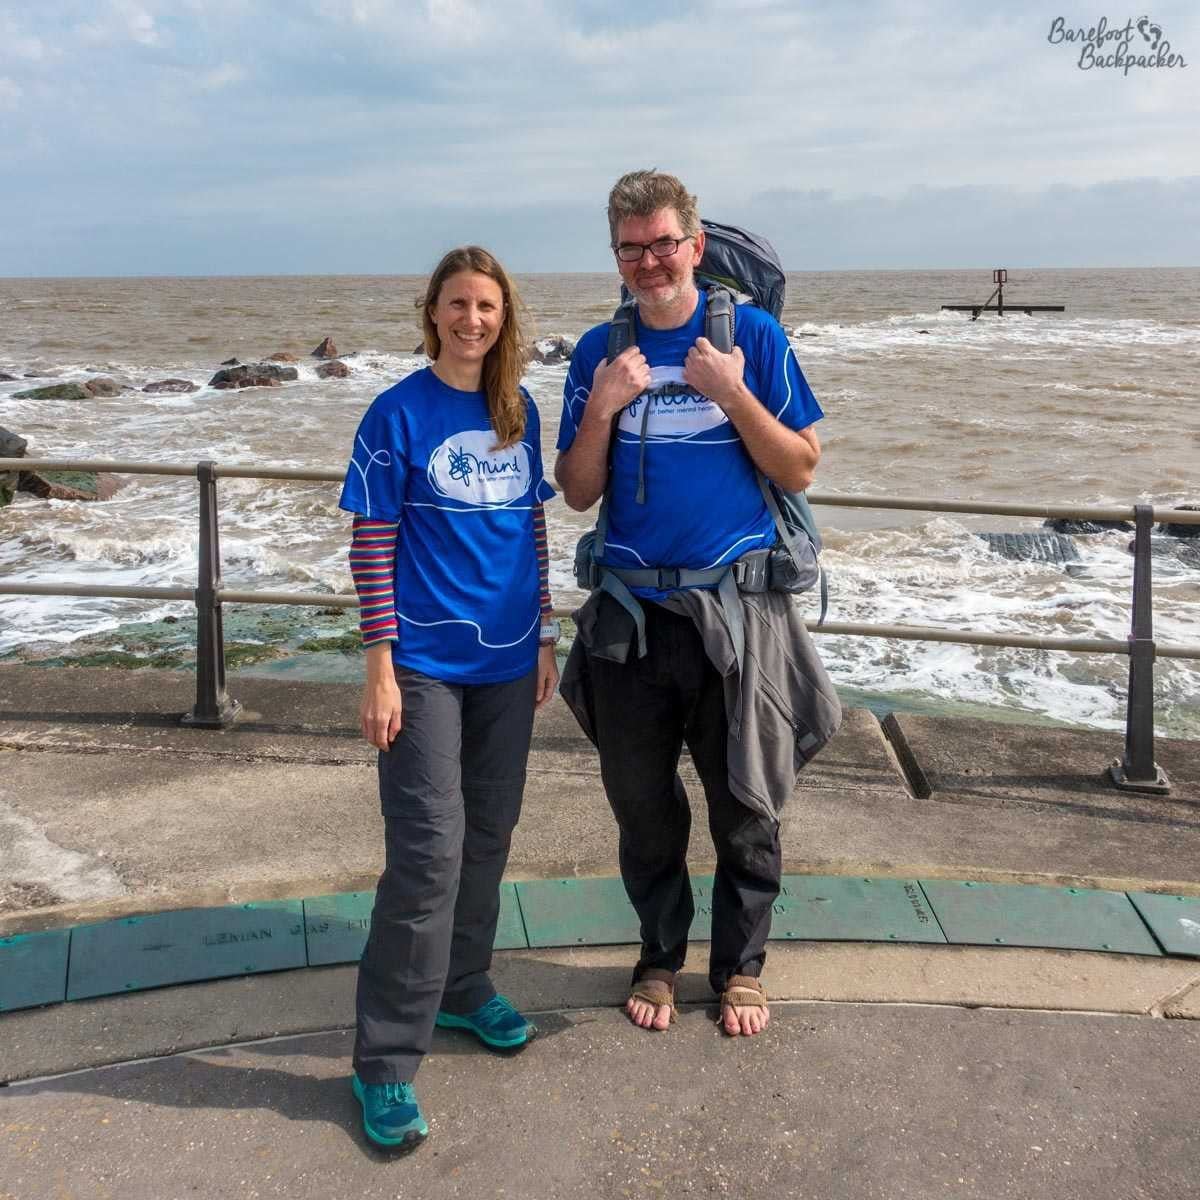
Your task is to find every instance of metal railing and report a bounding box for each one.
[2,457,1199,794]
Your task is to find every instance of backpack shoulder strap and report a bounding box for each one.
[594,300,637,560]
[704,286,735,353]
[607,300,637,362]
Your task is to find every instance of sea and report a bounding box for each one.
[1,268,1198,737]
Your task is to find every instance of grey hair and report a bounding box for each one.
[606,169,701,245]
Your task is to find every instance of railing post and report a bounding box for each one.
[1109,504,1169,794]
[180,461,241,730]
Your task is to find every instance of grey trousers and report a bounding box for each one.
[353,664,537,1083]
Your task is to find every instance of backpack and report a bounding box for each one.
[574,219,827,647]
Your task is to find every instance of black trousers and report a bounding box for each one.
[585,601,782,995]
[353,665,536,1083]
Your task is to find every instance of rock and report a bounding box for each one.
[311,337,338,359]
[12,383,91,401]
[412,342,426,355]
[266,352,298,363]
[0,425,28,507]
[316,359,351,379]
[529,335,576,365]
[0,372,17,382]
[917,329,931,335]
[14,377,125,399]
[1159,503,1200,539]
[82,376,122,397]
[208,363,299,390]
[0,426,27,457]
[142,379,199,394]
[220,357,241,366]
[18,468,121,502]
[978,531,1080,565]
[1043,518,1133,535]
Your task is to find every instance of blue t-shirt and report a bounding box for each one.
[340,367,555,685]
[557,291,823,600]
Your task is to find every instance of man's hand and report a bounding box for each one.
[586,345,651,423]
[683,337,746,411]
[555,345,651,511]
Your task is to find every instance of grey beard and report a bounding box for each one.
[630,278,688,310]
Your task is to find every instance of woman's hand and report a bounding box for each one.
[534,642,559,711]
[360,642,402,749]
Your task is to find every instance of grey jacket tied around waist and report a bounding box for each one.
[559,588,843,822]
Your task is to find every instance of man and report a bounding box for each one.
[556,170,841,1038]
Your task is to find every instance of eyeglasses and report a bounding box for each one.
[612,236,694,263]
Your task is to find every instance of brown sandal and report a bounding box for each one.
[718,974,768,1033]
[628,968,677,1028]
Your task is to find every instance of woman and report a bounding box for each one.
[338,246,559,1151]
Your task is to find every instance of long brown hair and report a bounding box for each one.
[419,246,529,449]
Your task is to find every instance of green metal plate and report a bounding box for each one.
[494,883,528,951]
[1127,892,1200,957]
[517,876,714,948]
[303,892,373,966]
[303,883,527,967]
[66,901,307,1000]
[771,876,947,943]
[920,880,1162,955]
[0,929,70,1012]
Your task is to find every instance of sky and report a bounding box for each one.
[3,1,1198,274]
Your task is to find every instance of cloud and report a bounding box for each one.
[1,1,1197,274]
[198,62,247,91]
[742,177,1200,269]
[74,0,161,47]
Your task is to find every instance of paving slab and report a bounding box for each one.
[830,713,1200,892]
[887,711,1200,816]
[0,667,370,763]
[3,1005,1199,1200]
[0,751,384,932]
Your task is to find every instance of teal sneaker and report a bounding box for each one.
[351,1073,428,1150]
[435,994,536,1049]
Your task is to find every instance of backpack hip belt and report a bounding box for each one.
[597,547,774,596]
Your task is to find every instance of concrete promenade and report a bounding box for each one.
[1,666,1199,1198]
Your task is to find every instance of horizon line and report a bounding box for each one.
[3,264,1199,282]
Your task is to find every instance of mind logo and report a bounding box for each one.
[617,365,727,439]
[428,428,531,506]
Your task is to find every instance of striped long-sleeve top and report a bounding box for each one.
[348,505,553,648]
